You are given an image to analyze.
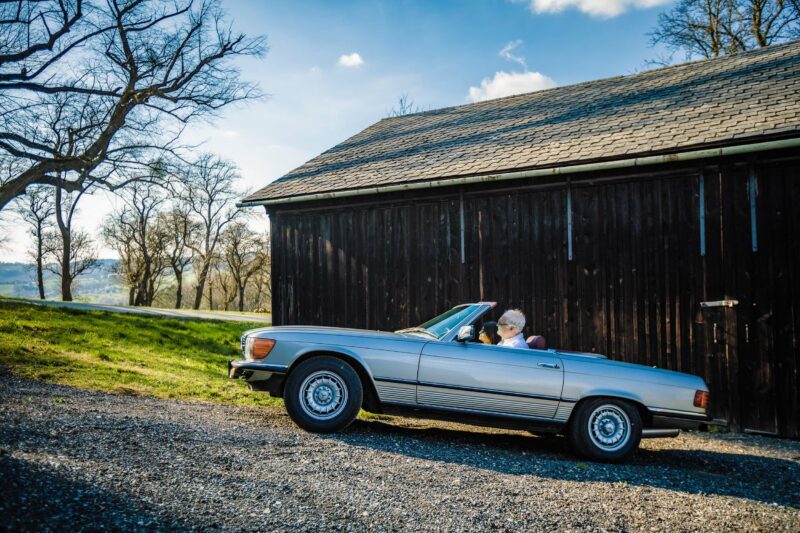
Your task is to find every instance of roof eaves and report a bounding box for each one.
[238,134,800,208]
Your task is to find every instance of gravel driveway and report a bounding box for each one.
[1,374,798,532]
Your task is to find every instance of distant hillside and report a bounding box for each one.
[0,260,128,304]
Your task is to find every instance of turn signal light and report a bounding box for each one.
[694,390,709,409]
[251,338,276,359]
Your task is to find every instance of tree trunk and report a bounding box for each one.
[238,285,245,312]
[136,260,151,306]
[174,270,183,309]
[129,287,135,306]
[147,276,156,306]
[60,235,72,301]
[193,260,211,310]
[54,188,73,302]
[36,237,45,300]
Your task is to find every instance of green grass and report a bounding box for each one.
[0,300,280,408]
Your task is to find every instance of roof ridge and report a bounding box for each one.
[243,39,800,205]
[381,39,800,120]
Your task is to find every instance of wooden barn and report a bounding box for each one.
[242,42,800,438]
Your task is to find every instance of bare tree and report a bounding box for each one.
[387,94,421,117]
[214,263,238,311]
[180,154,241,310]
[101,179,170,306]
[102,208,143,305]
[0,0,265,210]
[160,205,199,308]
[0,1,89,87]
[743,0,800,46]
[221,221,267,312]
[13,185,55,299]
[650,0,800,61]
[248,246,272,312]
[47,186,97,299]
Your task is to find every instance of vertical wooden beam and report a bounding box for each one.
[699,174,707,257]
[566,185,574,261]
[459,192,465,264]
[748,168,758,252]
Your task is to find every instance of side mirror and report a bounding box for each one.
[457,325,474,342]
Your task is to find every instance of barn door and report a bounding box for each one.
[699,300,740,429]
[705,165,780,435]
[727,168,779,435]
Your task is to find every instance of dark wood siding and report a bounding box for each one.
[269,154,800,438]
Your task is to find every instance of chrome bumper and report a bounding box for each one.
[227,360,288,380]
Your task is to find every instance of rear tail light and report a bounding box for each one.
[250,338,275,359]
[694,390,709,409]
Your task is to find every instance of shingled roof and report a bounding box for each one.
[242,40,800,206]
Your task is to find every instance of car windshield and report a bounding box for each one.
[398,305,480,339]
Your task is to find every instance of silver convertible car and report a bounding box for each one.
[228,302,710,462]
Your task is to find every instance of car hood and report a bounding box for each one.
[243,325,424,341]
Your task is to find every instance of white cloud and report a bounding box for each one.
[527,0,670,18]
[499,40,527,70]
[337,52,364,67]
[467,70,556,103]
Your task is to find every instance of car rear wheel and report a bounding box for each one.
[568,398,642,462]
[284,356,363,433]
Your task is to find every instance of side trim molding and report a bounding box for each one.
[648,407,711,421]
[374,376,575,403]
[381,400,569,424]
[373,376,417,385]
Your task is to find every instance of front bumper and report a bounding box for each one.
[227,360,289,397]
[227,359,288,379]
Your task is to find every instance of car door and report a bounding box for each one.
[417,340,564,420]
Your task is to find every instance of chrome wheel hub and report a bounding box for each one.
[588,405,631,451]
[299,371,348,420]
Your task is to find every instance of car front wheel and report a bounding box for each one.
[283,356,363,433]
[568,398,642,462]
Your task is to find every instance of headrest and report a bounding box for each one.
[526,335,546,350]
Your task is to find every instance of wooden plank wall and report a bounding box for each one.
[270,157,800,438]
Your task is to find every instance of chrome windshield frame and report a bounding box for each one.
[438,302,496,343]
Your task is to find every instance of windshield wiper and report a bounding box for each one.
[395,327,438,338]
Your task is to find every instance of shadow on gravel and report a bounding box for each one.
[330,419,800,508]
[0,455,191,531]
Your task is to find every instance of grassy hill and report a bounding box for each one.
[0,299,278,407]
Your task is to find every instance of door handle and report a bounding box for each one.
[538,362,560,369]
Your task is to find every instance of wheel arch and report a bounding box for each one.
[566,394,651,428]
[287,349,382,413]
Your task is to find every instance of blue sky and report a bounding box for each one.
[5,0,675,262]
[203,0,673,191]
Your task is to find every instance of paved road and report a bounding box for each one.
[1,376,798,532]
[3,298,271,323]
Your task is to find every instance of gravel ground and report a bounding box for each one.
[1,374,798,532]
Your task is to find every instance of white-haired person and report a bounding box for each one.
[496,309,528,349]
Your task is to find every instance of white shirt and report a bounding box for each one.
[498,332,528,349]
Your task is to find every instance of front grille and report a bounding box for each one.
[241,335,247,354]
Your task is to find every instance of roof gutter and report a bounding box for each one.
[237,136,800,208]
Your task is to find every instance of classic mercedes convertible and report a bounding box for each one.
[228,302,710,462]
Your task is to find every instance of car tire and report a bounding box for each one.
[568,398,642,462]
[283,356,363,433]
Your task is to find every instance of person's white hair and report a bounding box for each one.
[500,309,526,331]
